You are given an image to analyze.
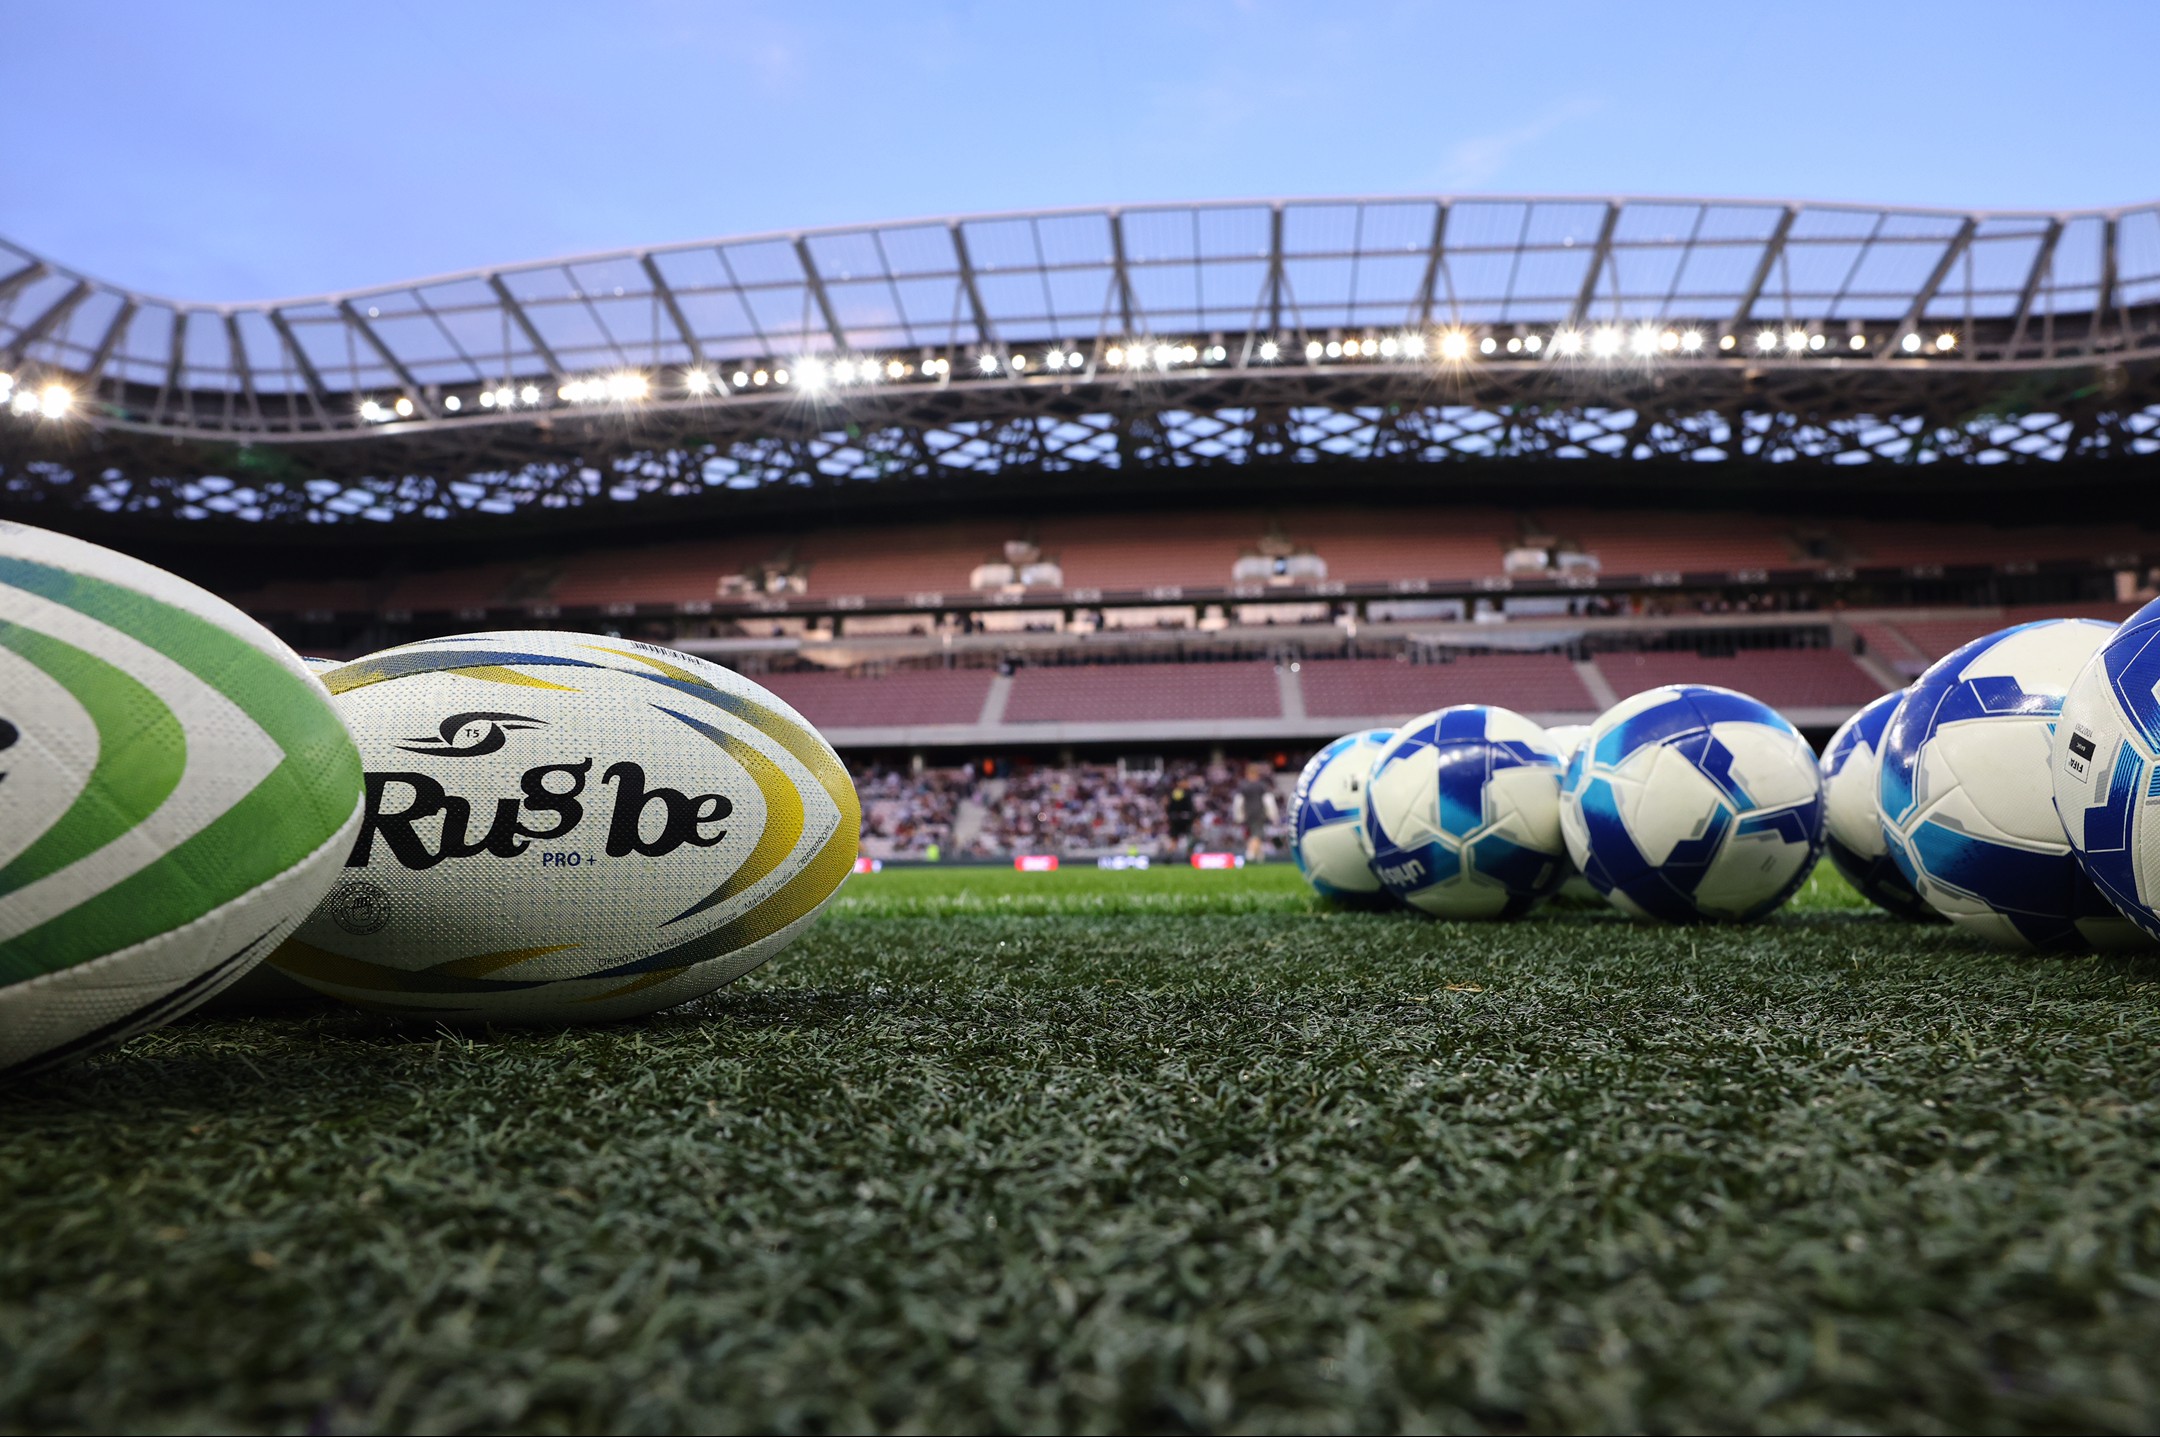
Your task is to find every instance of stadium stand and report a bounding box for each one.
[1592,648,1888,710]
[753,667,994,730]
[1004,662,1281,724]
[1301,654,1594,718]
[1537,509,1808,575]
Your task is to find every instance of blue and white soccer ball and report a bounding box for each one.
[1879,618,2140,951]
[1560,685,1824,923]
[1539,723,1603,904]
[1820,690,1938,920]
[2052,599,2160,945]
[1290,728,1395,903]
[1361,706,1568,918]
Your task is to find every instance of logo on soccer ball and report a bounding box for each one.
[397,711,548,758]
[327,879,393,935]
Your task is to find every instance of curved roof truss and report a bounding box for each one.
[3,194,2158,442]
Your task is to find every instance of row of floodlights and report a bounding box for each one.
[0,371,73,420]
[1305,327,1959,362]
[347,323,1968,423]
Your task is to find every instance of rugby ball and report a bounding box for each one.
[0,522,365,1076]
[273,631,861,1021]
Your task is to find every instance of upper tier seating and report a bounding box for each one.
[1535,509,1805,575]
[1593,648,1889,709]
[752,668,994,729]
[1300,654,1595,718]
[1004,662,1281,724]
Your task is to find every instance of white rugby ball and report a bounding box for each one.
[273,631,861,1021]
[0,522,365,1076]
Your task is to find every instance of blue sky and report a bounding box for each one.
[4,1,2154,302]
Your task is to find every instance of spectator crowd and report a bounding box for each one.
[848,759,1293,859]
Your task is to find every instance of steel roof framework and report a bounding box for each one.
[2,195,2159,524]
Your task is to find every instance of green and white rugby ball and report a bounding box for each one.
[0,523,365,1076]
[274,630,860,1022]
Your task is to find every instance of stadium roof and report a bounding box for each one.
[3,195,2159,524]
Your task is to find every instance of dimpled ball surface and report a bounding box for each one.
[1361,705,1567,919]
[1290,729,1394,903]
[1878,618,2138,951]
[1820,690,1938,921]
[1561,684,1823,924]
[2050,599,2160,945]
[276,631,860,1022]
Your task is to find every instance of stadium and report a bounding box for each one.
[7,9,2160,1427]
[4,194,2154,861]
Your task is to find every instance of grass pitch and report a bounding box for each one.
[6,864,2160,1434]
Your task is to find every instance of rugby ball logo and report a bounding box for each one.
[273,630,861,1022]
[0,522,365,1077]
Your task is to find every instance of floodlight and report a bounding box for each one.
[1324,341,1342,358]
[1046,350,1065,371]
[393,396,414,417]
[1379,336,1399,358]
[978,354,999,374]
[1438,331,1470,361]
[1808,333,1825,351]
[1553,330,1583,357]
[1402,333,1426,357]
[1901,332,1922,353]
[1359,338,1377,356]
[1105,346,1125,367]
[479,390,497,408]
[1755,330,1778,352]
[1155,344,1178,368]
[685,368,713,395]
[887,359,906,378]
[37,384,71,419]
[1628,327,1660,357]
[798,359,828,389]
[753,369,769,386]
[1258,340,1279,361]
[444,395,462,412]
[1479,336,1497,354]
[1505,337,1522,354]
[1784,330,1807,353]
[1849,334,1867,351]
[1680,330,1703,352]
[1657,330,1679,353]
[1718,334,1736,350]
[773,368,791,386]
[1589,329,1621,358]
[519,385,541,405]
[1524,334,1543,354]
[358,399,386,422]
[1306,340,1324,360]
[1935,331,1957,351]
[733,371,750,388]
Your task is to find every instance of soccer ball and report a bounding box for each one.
[1561,685,1823,923]
[1879,618,2139,951]
[1361,706,1567,918]
[1539,723,1603,905]
[1290,729,1395,902]
[2053,599,2160,944]
[1820,690,1938,920]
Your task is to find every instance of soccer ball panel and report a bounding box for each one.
[1923,717,2062,848]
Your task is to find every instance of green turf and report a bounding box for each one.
[6,863,2160,1434]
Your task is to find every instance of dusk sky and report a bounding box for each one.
[5,1,2155,302]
